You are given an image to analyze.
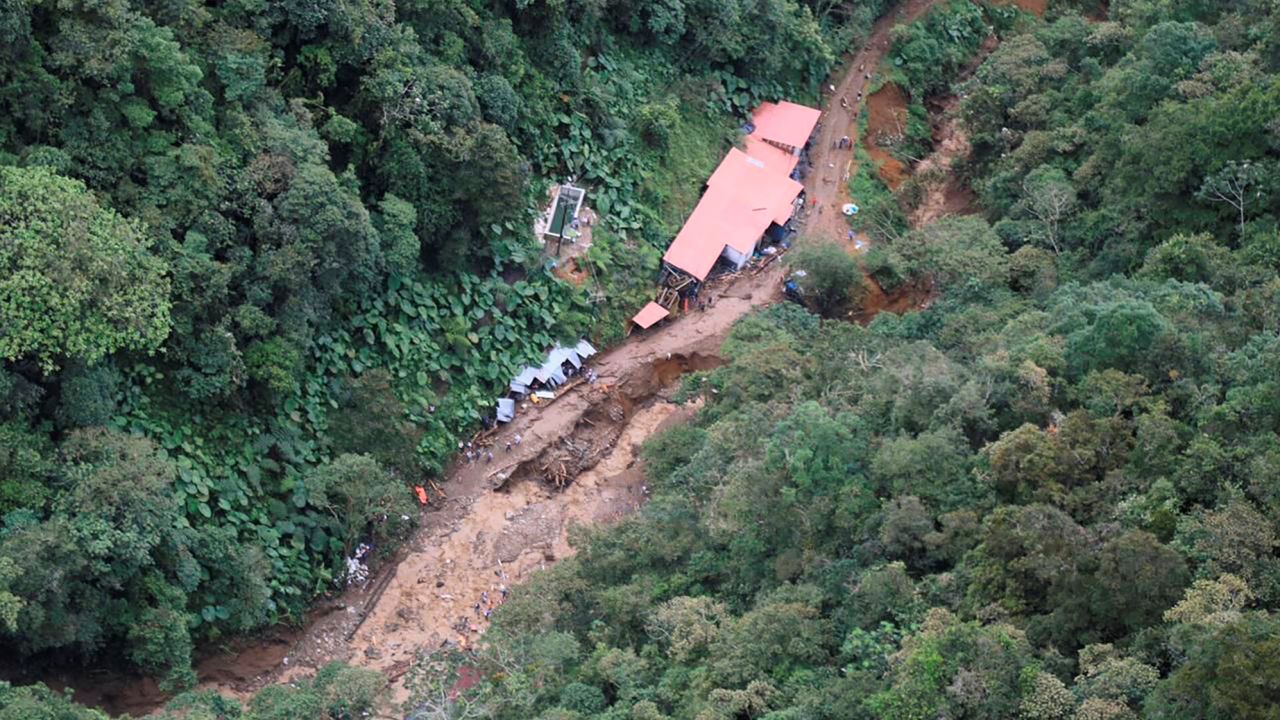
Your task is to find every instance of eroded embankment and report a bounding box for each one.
[497,353,723,492]
[272,352,721,708]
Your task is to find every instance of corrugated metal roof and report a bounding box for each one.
[744,136,799,176]
[750,101,821,149]
[632,302,670,329]
[662,147,804,279]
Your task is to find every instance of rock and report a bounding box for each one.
[365,647,382,660]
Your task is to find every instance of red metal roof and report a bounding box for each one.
[744,135,799,176]
[663,147,802,279]
[632,301,670,329]
[658,101,816,281]
[751,101,821,149]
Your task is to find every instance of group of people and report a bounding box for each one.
[450,568,513,649]
[831,65,873,149]
[460,432,527,464]
[471,585,509,620]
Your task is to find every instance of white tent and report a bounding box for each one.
[498,338,596,419]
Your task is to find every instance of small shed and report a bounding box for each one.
[632,302,671,330]
[495,398,516,423]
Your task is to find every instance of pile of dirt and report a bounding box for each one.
[856,275,934,323]
[553,256,591,286]
[863,83,911,190]
[909,95,977,227]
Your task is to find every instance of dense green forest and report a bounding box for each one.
[7,0,1280,717]
[0,0,866,691]
[408,1,1280,719]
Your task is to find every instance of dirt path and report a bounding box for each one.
[55,5,957,716]
[167,266,784,713]
[804,0,942,252]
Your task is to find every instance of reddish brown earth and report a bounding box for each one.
[804,0,944,253]
[993,0,1047,16]
[863,83,912,191]
[856,276,936,323]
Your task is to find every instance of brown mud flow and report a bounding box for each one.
[496,353,723,492]
[60,267,781,717]
[863,83,911,191]
[48,0,961,711]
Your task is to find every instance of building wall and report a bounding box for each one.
[721,242,752,270]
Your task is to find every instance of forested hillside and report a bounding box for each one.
[398,1,1280,719]
[0,0,863,689]
[7,0,1280,717]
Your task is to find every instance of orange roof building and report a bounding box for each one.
[660,101,817,281]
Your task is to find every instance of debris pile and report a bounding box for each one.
[341,543,374,588]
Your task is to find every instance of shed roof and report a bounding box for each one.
[632,302,670,329]
[750,101,821,149]
[496,398,516,423]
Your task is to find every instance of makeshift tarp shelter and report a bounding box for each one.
[496,398,516,423]
[574,339,598,361]
[631,301,670,330]
[508,340,597,394]
[499,338,598,422]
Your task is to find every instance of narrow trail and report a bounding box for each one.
[60,4,950,717]
[805,0,944,252]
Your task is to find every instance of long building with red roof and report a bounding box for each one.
[660,101,819,281]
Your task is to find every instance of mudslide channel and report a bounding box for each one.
[59,2,947,713]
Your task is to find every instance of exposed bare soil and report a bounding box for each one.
[856,276,935,323]
[909,95,977,227]
[863,83,912,191]
[62,269,781,717]
[994,0,1047,17]
[804,0,943,254]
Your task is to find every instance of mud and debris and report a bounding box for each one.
[55,2,955,715]
[155,274,778,711]
[909,94,977,228]
[802,0,942,253]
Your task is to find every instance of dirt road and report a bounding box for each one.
[58,4,948,716]
[243,1,952,699]
[805,0,944,251]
